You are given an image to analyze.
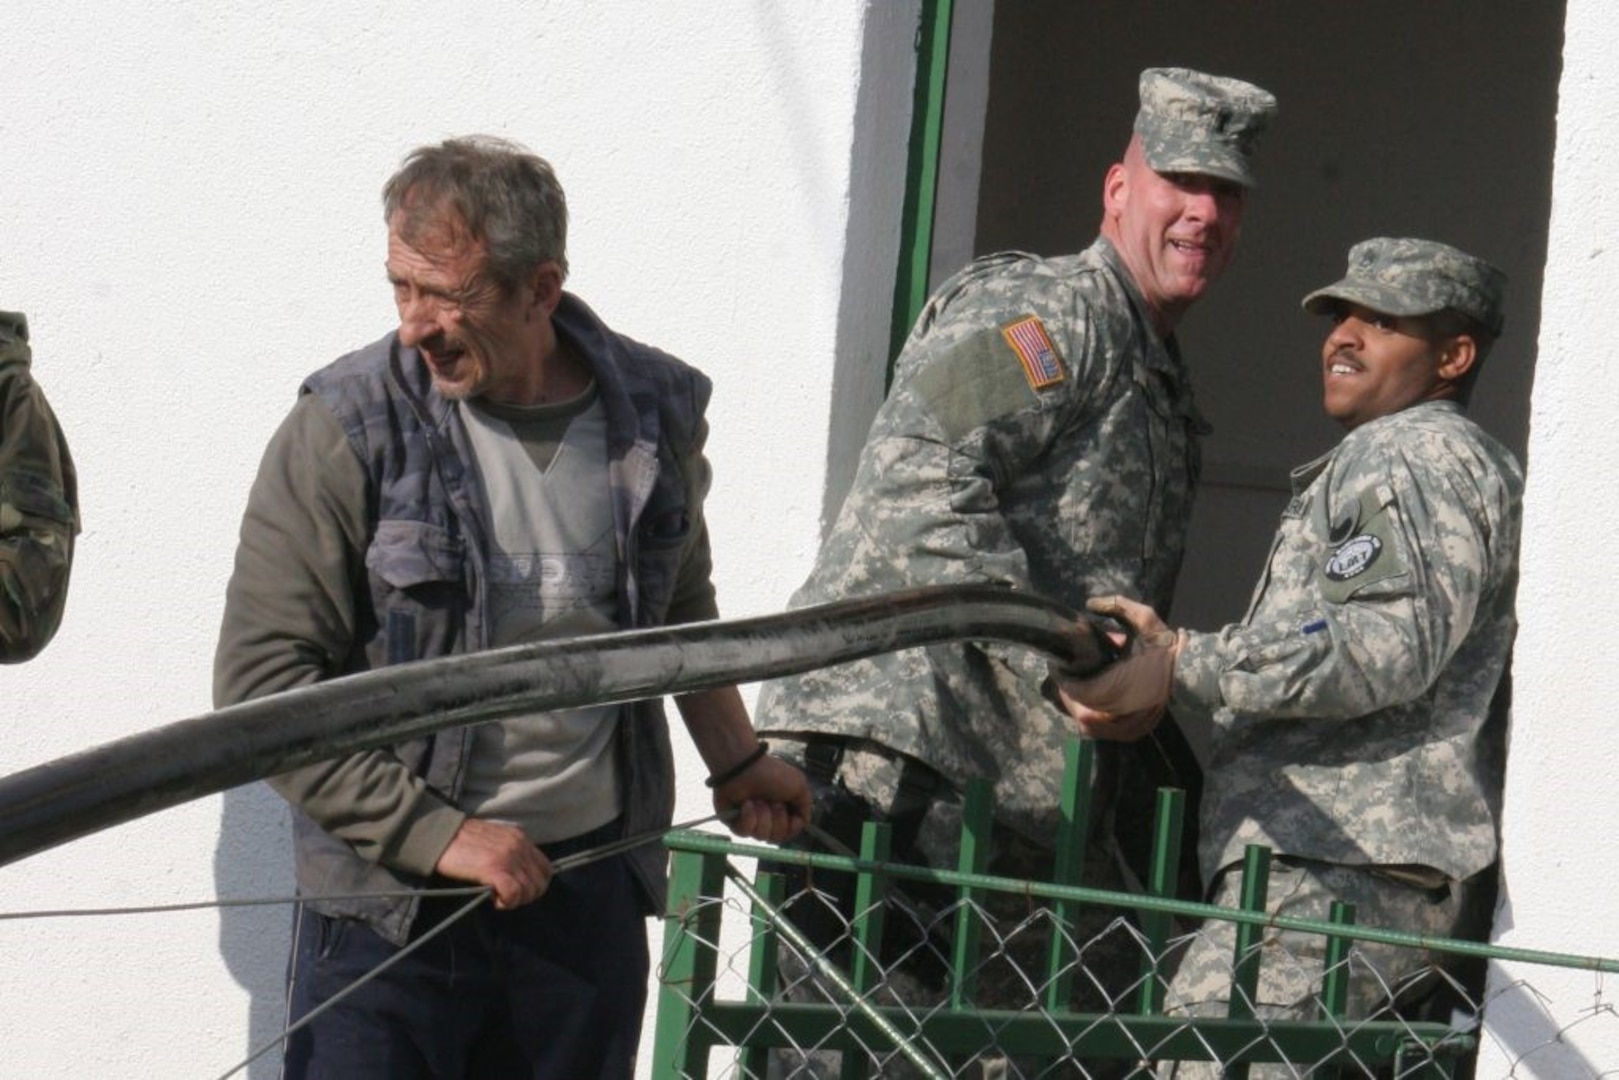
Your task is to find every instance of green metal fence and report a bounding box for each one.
[649,738,1619,1078]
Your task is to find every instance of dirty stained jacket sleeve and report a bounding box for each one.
[212,394,465,875]
[1172,436,1496,722]
[0,313,78,663]
[843,269,1096,596]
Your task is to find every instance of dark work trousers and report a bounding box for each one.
[280,825,649,1080]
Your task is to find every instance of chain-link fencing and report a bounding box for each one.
[651,742,1619,1079]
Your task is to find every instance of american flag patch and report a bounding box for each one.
[1001,315,1065,390]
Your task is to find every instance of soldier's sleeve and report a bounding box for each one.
[0,312,78,663]
[212,394,464,875]
[1173,434,1509,721]
[822,264,1098,597]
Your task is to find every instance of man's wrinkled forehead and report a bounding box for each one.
[389,187,480,251]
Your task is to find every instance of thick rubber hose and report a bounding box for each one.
[0,584,1108,868]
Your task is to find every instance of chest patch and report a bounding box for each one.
[1324,534,1383,581]
[1002,315,1066,391]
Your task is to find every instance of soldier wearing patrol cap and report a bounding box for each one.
[1056,238,1521,1070]
[0,311,78,662]
[753,65,1276,1047]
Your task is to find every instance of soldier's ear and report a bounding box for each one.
[1436,334,1478,385]
[1102,162,1129,220]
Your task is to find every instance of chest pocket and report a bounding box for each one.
[632,461,694,627]
[365,518,465,665]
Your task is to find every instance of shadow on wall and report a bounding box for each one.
[215,783,295,1080]
[1483,880,1608,1076]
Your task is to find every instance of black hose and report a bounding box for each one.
[0,584,1108,868]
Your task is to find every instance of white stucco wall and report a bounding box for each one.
[0,4,915,1077]
[1480,1,1619,1074]
[11,3,1614,1076]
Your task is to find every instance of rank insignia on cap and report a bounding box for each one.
[1002,315,1066,391]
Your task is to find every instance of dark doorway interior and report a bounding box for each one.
[972,1,1562,671]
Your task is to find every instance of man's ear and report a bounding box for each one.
[1437,333,1478,385]
[529,260,565,318]
[1102,161,1129,220]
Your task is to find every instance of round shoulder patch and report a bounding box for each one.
[1324,534,1383,581]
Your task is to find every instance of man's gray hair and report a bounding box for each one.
[383,135,569,288]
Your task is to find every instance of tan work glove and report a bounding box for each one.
[1053,595,1184,741]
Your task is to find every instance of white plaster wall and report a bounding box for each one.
[0,3,915,1077]
[1481,1,1619,1074]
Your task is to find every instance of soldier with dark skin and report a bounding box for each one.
[1058,239,1521,1075]
[0,311,77,662]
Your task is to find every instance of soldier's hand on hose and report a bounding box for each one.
[1055,595,1184,740]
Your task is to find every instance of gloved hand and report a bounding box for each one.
[1053,595,1184,740]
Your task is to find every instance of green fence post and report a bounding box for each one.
[1230,845,1272,1016]
[1308,898,1357,1079]
[738,869,788,1079]
[1219,844,1273,1080]
[845,820,894,1080]
[951,778,995,1009]
[1044,737,1096,1013]
[1320,898,1355,1021]
[1137,786,1187,1016]
[851,819,894,993]
[651,845,729,1079]
[747,870,787,1004]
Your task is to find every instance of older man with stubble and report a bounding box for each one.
[215,136,810,1080]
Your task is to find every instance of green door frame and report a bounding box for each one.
[886,0,955,387]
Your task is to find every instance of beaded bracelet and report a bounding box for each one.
[704,741,770,788]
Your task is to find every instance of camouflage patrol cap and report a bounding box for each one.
[1302,237,1507,336]
[1133,67,1278,188]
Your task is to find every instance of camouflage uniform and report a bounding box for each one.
[760,236,1206,854]
[1162,241,1522,1073]
[757,66,1276,1077]
[757,65,1275,871]
[0,311,78,662]
[1180,398,1521,885]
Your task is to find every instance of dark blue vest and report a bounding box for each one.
[294,293,711,943]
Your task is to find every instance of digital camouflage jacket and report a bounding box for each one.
[1175,400,1523,883]
[755,238,1206,844]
